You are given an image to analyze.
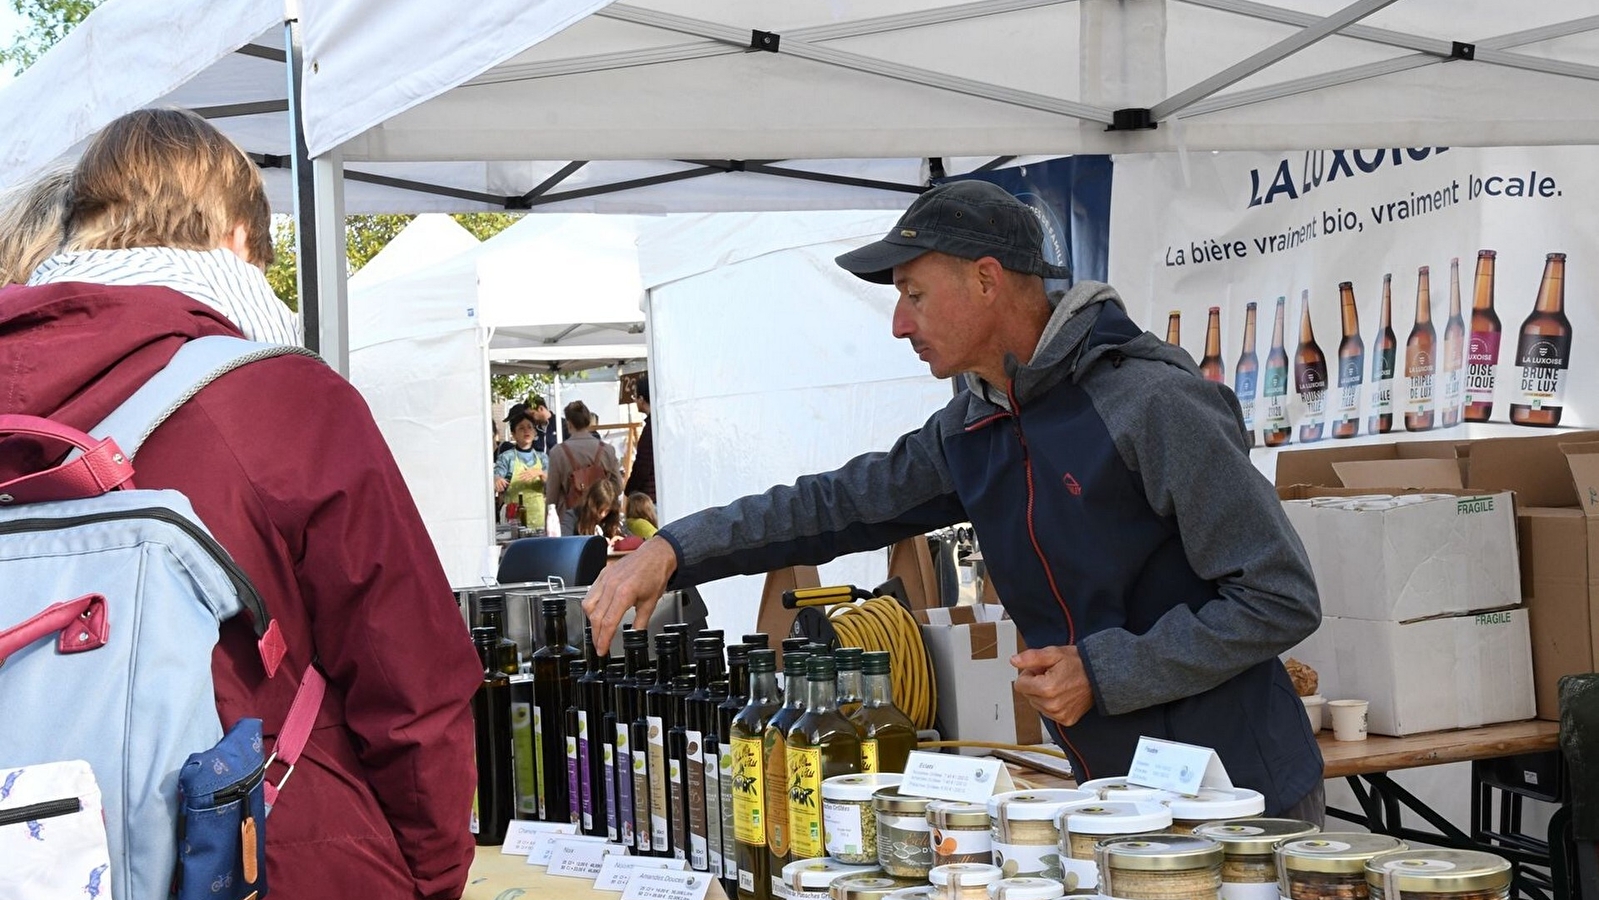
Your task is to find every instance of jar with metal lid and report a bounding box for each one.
[875,786,935,878]
[1162,788,1265,833]
[784,858,885,900]
[1364,849,1512,900]
[1077,777,1180,804]
[885,886,939,900]
[826,774,905,864]
[831,874,924,900]
[1055,801,1173,894]
[1192,818,1318,900]
[927,800,993,867]
[987,789,1094,879]
[928,863,1004,900]
[1277,833,1408,900]
[987,877,1066,900]
[1095,833,1225,900]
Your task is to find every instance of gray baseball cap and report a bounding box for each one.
[835,179,1072,284]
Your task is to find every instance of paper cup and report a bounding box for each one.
[1328,699,1369,741]
[1300,695,1326,732]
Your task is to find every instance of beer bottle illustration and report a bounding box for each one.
[1293,290,1328,443]
[1199,306,1225,383]
[1465,250,1502,422]
[1166,311,1181,347]
[1262,297,1291,447]
[1234,302,1259,448]
[1368,274,1397,434]
[1333,282,1364,439]
[1510,252,1573,427]
[1405,266,1436,432]
[1440,257,1467,428]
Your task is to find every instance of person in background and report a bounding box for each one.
[547,399,623,535]
[528,394,559,453]
[494,411,548,530]
[623,373,656,502]
[0,108,481,898]
[582,179,1324,824]
[575,477,623,542]
[0,168,71,286]
[624,492,659,539]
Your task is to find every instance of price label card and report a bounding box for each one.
[620,869,715,900]
[897,750,1015,802]
[526,831,610,866]
[1125,737,1232,796]
[501,820,579,856]
[593,855,688,891]
[547,840,629,878]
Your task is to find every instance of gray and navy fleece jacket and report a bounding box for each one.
[658,281,1324,813]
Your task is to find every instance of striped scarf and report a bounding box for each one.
[28,247,301,346]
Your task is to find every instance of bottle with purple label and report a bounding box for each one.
[1465,250,1502,422]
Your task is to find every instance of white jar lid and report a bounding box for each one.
[929,864,1004,887]
[987,788,1096,821]
[1059,800,1173,835]
[885,887,937,900]
[1077,777,1180,803]
[986,877,1065,900]
[1166,787,1265,821]
[785,858,883,890]
[824,773,905,801]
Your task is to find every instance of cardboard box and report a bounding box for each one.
[1279,489,1519,622]
[1287,608,1535,736]
[916,605,1042,754]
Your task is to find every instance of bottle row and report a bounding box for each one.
[1167,251,1574,443]
[467,595,919,900]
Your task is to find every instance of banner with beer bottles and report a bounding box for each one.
[1110,146,1590,458]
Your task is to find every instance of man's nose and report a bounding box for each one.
[891,300,913,339]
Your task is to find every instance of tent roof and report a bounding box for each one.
[5,0,1599,215]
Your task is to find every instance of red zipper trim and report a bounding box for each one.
[1048,720,1092,781]
[964,411,1011,432]
[1005,381,1076,645]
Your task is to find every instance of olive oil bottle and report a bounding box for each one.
[785,654,862,861]
[848,651,917,774]
[730,649,781,900]
[718,645,752,897]
[834,647,864,717]
[470,627,514,845]
[532,597,579,821]
[762,651,810,884]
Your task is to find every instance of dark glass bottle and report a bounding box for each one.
[630,666,657,855]
[1294,289,1328,443]
[742,633,770,650]
[1199,306,1225,383]
[731,650,782,900]
[476,594,521,675]
[577,627,609,836]
[1369,274,1398,434]
[763,651,810,885]
[1465,250,1502,422]
[780,637,809,654]
[647,634,685,856]
[704,679,731,886]
[602,660,628,844]
[686,637,725,872]
[834,647,864,718]
[849,651,917,774]
[785,655,862,861]
[1332,282,1364,439]
[616,628,651,850]
[1405,266,1437,432]
[532,597,580,822]
[509,669,538,819]
[565,659,588,827]
[471,627,514,845]
[1510,253,1572,427]
[718,646,752,894]
[668,674,696,861]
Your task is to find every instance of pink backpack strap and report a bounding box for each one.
[263,665,327,812]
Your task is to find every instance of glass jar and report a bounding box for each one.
[1077,777,1179,804]
[826,774,904,865]
[784,858,885,900]
[987,789,1094,879]
[929,863,1004,900]
[1055,801,1173,894]
[1365,849,1512,900]
[1095,833,1225,900]
[875,786,935,879]
[885,887,939,900]
[1277,833,1408,900]
[1193,818,1319,900]
[987,877,1066,900]
[831,875,923,900]
[927,800,993,867]
[1163,788,1265,833]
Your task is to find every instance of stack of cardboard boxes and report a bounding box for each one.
[1274,432,1599,735]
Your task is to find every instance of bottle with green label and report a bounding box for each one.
[834,647,865,718]
[763,651,811,883]
[786,654,862,862]
[730,649,782,900]
[848,651,917,774]
[470,627,514,844]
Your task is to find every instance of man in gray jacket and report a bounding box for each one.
[584,180,1324,819]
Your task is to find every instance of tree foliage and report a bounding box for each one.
[0,0,98,74]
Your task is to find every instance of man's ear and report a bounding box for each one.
[974,256,1005,299]
[221,223,262,270]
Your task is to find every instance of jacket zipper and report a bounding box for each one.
[0,507,271,636]
[0,796,81,827]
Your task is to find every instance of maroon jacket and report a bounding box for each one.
[0,283,482,899]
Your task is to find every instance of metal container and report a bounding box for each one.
[1193,818,1319,900]
[1095,833,1225,900]
[1365,849,1512,900]
[1277,833,1408,900]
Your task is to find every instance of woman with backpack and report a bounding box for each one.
[546,400,623,536]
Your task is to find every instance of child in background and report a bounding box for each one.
[624,492,658,539]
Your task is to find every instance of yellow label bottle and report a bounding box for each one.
[786,745,825,858]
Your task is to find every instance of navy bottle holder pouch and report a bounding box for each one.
[174,718,269,900]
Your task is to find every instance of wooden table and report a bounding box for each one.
[465,846,730,900]
[1319,720,1560,778]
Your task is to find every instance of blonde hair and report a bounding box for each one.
[625,492,657,527]
[64,108,273,266]
[0,169,72,286]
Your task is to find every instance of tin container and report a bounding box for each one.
[927,800,993,867]
[825,774,904,864]
[987,878,1065,900]
[986,789,1094,879]
[1277,833,1408,900]
[1365,849,1511,900]
[831,875,923,900]
[1095,833,1225,900]
[1193,818,1319,900]
[1164,788,1265,833]
[928,864,1004,900]
[784,858,884,900]
[875,786,935,878]
[1055,801,1173,894]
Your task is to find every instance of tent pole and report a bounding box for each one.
[285,15,319,354]
[313,153,350,375]
[285,12,350,373]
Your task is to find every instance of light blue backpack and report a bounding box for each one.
[0,336,318,900]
